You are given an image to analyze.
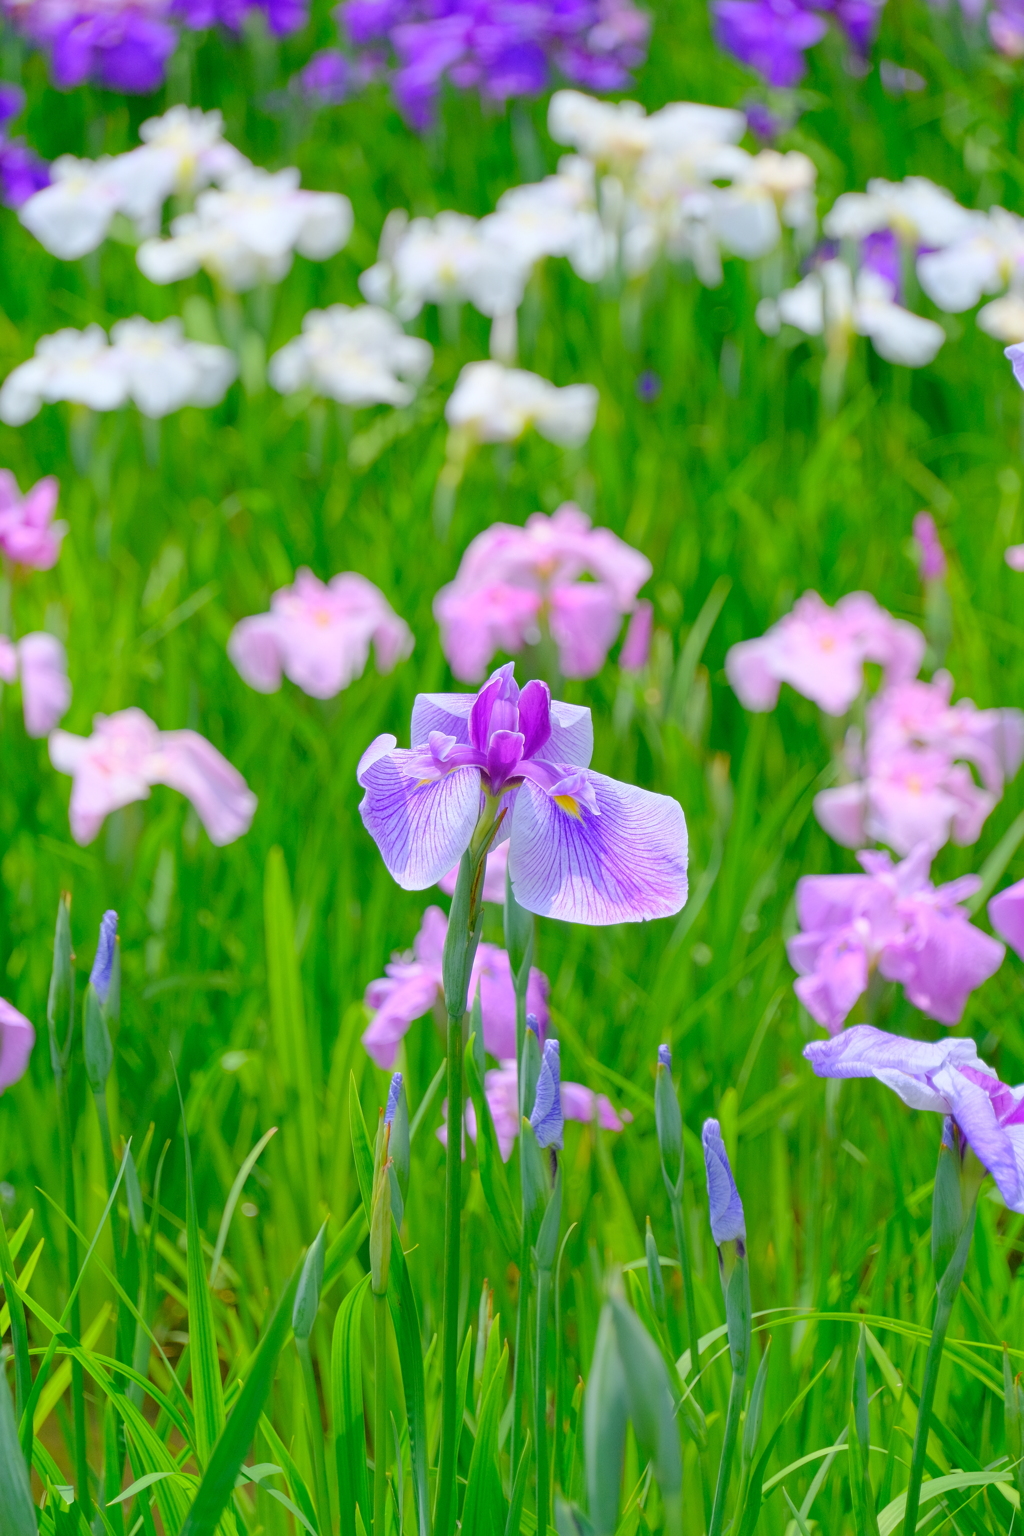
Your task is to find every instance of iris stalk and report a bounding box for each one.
[435,803,499,1535]
[505,873,536,1477]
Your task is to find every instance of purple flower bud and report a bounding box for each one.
[702,1118,746,1244]
[385,1070,403,1126]
[530,1039,563,1150]
[657,1043,671,1069]
[89,910,118,1005]
[526,1012,540,1038]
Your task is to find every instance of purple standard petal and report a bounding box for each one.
[357,733,482,890]
[508,770,688,924]
[803,1024,974,1111]
[89,910,118,1004]
[385,1071,403,1125]
[0,998,34,1092]
[702,1118,746,1244]
[530,1038,564,1150]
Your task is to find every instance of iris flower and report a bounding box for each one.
[357,661,688,924]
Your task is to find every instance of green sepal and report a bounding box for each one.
[583,1303,628,1536]
[84,981,113,1095]
[534,1166,562,1272]
[442,848,484,1021]
[645,1217,666,1322]
[503,872,535,988]
[519,1118,550,1247]
[654,1061,683,1198]
[521,1024,542,1126]
[609,1295,683,1522]
[292,1221,327,1341]
[721,1240,752,1378]
[47,892,75,1075]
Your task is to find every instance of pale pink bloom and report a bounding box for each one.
[434,503,652,682]
[0,632,71,736]
[228,568,412,700]
[362,904,549,1070]
[726,590,925,716]
[913,511,946,580]
[1007,545,1024,572]
[0,471,66,570]
[619,599,653,671]
[446,1058,629,1161]
[815,676,1024,855]
[0,998,34,1092]
[991,878,1024,962]
[439,842,509,904]
[48,706,256,846]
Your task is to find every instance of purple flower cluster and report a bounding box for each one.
[712,0,884,87]
[325,0,651,129]
[2,0,308,96]
[0,84,49,207]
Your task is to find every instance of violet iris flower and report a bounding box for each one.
[805,1024,1024,1211]
[787,842,1004,1034]
[530,1038,564,1150]
[362,903,549,1069]
[702,1118,746,1244]
[990,878,1024,963]
[90,909,118,1004]
[713,0,827,86]
[7,0,181,93]
[0,998,35,1092]
[0,85,49,209]
[357,662,688,924]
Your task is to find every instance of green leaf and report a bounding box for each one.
[584,1304,628,1536]
[466,1033,521,1258]
[505,1432,532,1536]
[0,1362,37,1536]
[177,1078,225,1467]
[609,1297,682,1512]
[877,1472,1017,1535]
[178,1261,300,1536]
[349,1073,375,1222]
[322,1205,369,1299]
[461,1341,508,1536]
[292,1222,327,1342]
[332,1273,371,1535]
[265,846,320,1210]
[390,1255,431,1536]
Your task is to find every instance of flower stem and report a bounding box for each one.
[903,1290,954,1536]
[670,1190,712,1530]
[374,1290,389,1536]
[535,1264,552,1536]
[708,1366,746,1536]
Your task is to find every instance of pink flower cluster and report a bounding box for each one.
[462,1058,627,1161]
[362,904,549,1069]
[49,707,257,846]
[726,590,924,716]
[229,568,413,700]
[0,471,65,569]
[434,503,652,683]
[787,843,1005,1035]
[815,673,1024,855]
[0,632,70,736]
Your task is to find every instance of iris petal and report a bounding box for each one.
[358,743,482,889]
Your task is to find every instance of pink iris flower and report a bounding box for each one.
[0,632,71,735]
[726,590,925,716]
[362,904,549,1069]
[991,878,1024,963]
[787,842,1005,1035]
[0,998,34,1092]
[815,674,1024,855]
[433,503,652,682]
[1007,546,1024,572]
[442,1058,629,1162]
[49,706,257,846]
[228,568,413,699]
[913,511,947,581]
[0,471,66,569]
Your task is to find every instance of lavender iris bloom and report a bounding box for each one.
[805,1024,1024,1211]
[702,1118,746,1244]
[530,1038,564,1150]
[89,910,118,1005]
[0,84,49,209]
[357,662,688,924]
[385,1070,403,1125]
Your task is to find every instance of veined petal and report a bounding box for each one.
[538,699,593,768]
[411,692,476,747]
[508,770,687,924]
[358,744,482,890]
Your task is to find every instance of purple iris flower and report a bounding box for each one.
[89,910,118,1005]
[805,1024,1024,1211]
[173,0,308,34]
[990,877,1024,962]
[356,662,689,924]
[702,1118,746,1244]
[385,1070,403,1125]
[530,1038,564,1149]
[712,0,828,87]
[293,48,356,102]
[0,85,49,209]
[44,6,179,93]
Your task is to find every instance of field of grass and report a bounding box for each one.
[2,1,1024,1531]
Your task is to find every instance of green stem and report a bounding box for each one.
[670,1191,711,1531]
[298,1336,331,1536]
[902,1292,954,1536]
[374,1293,389,1535]
[535,1266,552,1536]
[55,1067,92,1522]
[435,1011,465,1536]
[708,1368,746,1536]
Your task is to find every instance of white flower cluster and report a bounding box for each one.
[445,361,598,448]
[18,105,353,292]
[0,318,238,426]
[20,107,249,259]
[268,304,433,407]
